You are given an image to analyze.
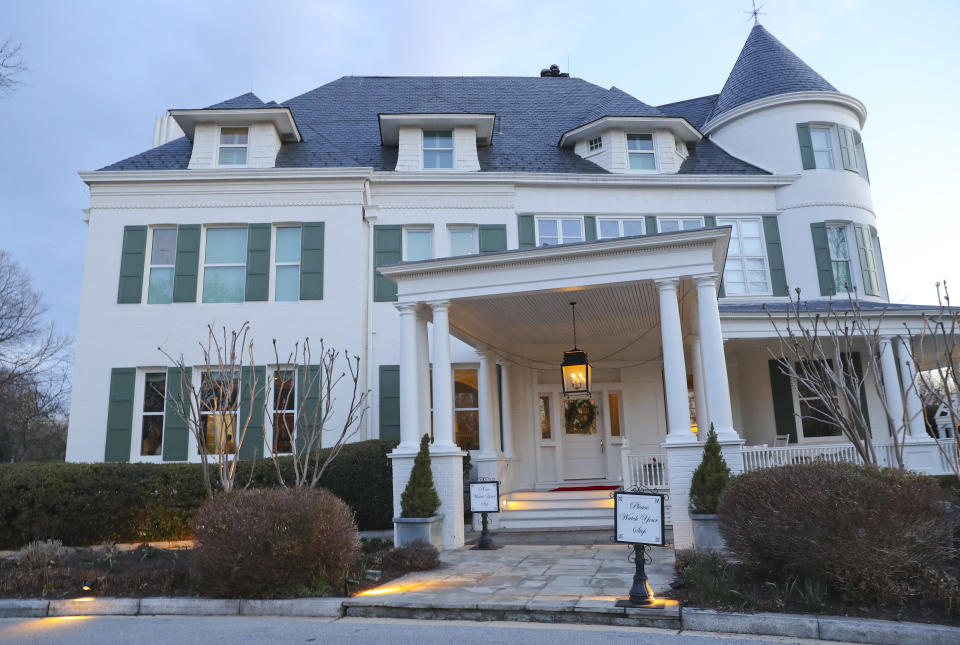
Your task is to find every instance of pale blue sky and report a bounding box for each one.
[1,0,958,340]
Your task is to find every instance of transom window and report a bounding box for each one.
[627,133,656,170]
[536,217,583,247]
[598,217,645,240]
[272,370,295,454]
[449,226,478,256]
[274,226,301,301]
[423,130,453,169]
[404,228,433,261]
[657,217,702,233]
[827,225,852,294]
[218,127,248,166]
[202,227,247,303]
[141,372,166,456]
[718,217,769,295]
[199,372,239,454]
[147,228,177,304]
[588,136,603,152]
[811,126,834,169]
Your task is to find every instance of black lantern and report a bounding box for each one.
[561,302,592,397]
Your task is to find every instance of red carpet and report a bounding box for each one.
[549,484,620,492]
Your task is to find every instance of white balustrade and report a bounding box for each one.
[623,452,669,489]
[740,443,864,471]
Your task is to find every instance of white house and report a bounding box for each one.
[67,25,952,549]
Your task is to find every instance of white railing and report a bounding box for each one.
[622,452,668,489]
[936,438,958,475]
[741,443,864,471]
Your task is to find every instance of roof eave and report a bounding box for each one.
[559,116,702,147]
[169,107,303,142]
[703,91,867,133]
[378,113,496,146]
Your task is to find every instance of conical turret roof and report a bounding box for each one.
[708,24,837,123]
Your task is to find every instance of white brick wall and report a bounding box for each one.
[390,447,466,549]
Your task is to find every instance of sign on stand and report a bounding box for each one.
[468,480,500,550]
[614,491,665,546]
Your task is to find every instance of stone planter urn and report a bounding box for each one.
[393,514,444,549]
[690,513,726,552]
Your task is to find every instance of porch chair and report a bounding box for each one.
[773,434,790,447]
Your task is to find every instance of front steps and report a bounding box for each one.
[495,489,616,530]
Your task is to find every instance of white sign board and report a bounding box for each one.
[469,481,500,514]
[614,492,665,546]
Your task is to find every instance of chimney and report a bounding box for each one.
[539,64,569,78]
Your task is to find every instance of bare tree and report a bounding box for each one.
[264,337,369,488]
[0,39,27,97]
[765,288,921,468]
[160,322,259,496]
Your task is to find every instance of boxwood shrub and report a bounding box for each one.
[0,439,397,548]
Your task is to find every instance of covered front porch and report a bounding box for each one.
[380,228,744,549]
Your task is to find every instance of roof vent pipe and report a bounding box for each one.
[539,64,569,78]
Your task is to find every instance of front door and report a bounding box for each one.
[562,398,606,480]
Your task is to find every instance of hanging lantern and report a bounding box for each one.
[561,302,592,397]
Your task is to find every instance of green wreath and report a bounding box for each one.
[565,398,598,435]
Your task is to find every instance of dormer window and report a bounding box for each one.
[423,130,454,169]
[588,136,603,152]
[627,133,655,170]
[218,127,248,166]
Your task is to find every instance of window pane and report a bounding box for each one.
[741,220,760,237]
[423,130,453,148]
[537,219,557,237]
[455,410,479,450]
[682,220,702,231]
[539,395,552,439]
[220,127,248,145]
[273,413,294,453]
[148,267,174,304]
[143,373,166,413]
[810,128,831,149]
[833,261,852,292]
[659,220,679,233]
[273,370,295,410]
[202,266,246,302]
[450,229,477,256]
[454,369,479,409]
[827,227,849,261]
[151,229,177,265]
[813,150,833,169]
[405,230,432,261]
[598,220,620,239]
[204,413,238,454]
[423,149,453,169]
[728,237,741,256]
[218,147,247,165]
[627,134,653,150]
[275,265,300,301]
[539,236,558,247]
[608,392,621,437]
[275,227,301,263]
[629,152,656,170]
[205,228,247,264]
[724,280,746,295]
[743,237,763,255]
[141,416,163,456]
[561,219,582,240]
[623,220,644,236]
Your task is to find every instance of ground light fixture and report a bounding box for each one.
[561,301,592,398]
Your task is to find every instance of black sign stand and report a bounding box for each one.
[612,487,667,608]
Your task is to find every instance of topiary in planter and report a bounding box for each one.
[689,425,730,514]
[400,434,441,518]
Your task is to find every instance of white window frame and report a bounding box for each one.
[134,369,168,461]
[269,368,296,455]
[534,216,585,247]
[272,224,301,302]
[790,364,847,444]
[448,225,479,256]
[588,136,603,152]
[422,129,454,170]
[656,216,704,233]
[717,217,771,296]
[145,226,177,305]
[810,125,835,170]
[200,225,248,304]
[403,226,434,261]
[596,217,646,240]
[626,132,657,172]
[217,126,249,167]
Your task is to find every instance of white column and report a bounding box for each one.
[415,308,431,443]
[691,338,709,440]
[498,359,514,457]
[396,302,421,450]
[896,337,928,440]
[879,336,906,440]
[694,274,739,441]
[429,301,456,449]
[657,279,694,444]
[477,349,501,457]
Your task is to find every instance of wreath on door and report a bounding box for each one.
[565,398,598,434]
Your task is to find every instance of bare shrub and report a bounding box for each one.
[18,539,65,569]
[192,488,359,598]
[381,540,441,572]
[718,462,956,605]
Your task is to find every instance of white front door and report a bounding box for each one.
[562,398,606,480]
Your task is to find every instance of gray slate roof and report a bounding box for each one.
[707,24,837,123]
[100,76,767,175]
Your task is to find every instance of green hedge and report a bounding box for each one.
[0,439,397,549]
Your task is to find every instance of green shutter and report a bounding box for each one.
[517,215,535,249]
[703,215,716,228]
[584,216,597,241]
[238,365,266,459]
[853,223,880,296]
[796,123,815,170]
[478,224,507,253]
[838,126,858,172]
[874,233,888,299]
[104,368,136,461]
[645,216,658,234]
[762,216,788,296]
[117,226,147,304]
[378,365,401,440]
[810,223,835,296]
[163,367,191,461]
[373,225,402,302]
[845,352,872,435]
[301,222,325,300]
[172,224,201,303]
[296,365,322,452]
[767,360,797,443]
[244,224,271,302]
